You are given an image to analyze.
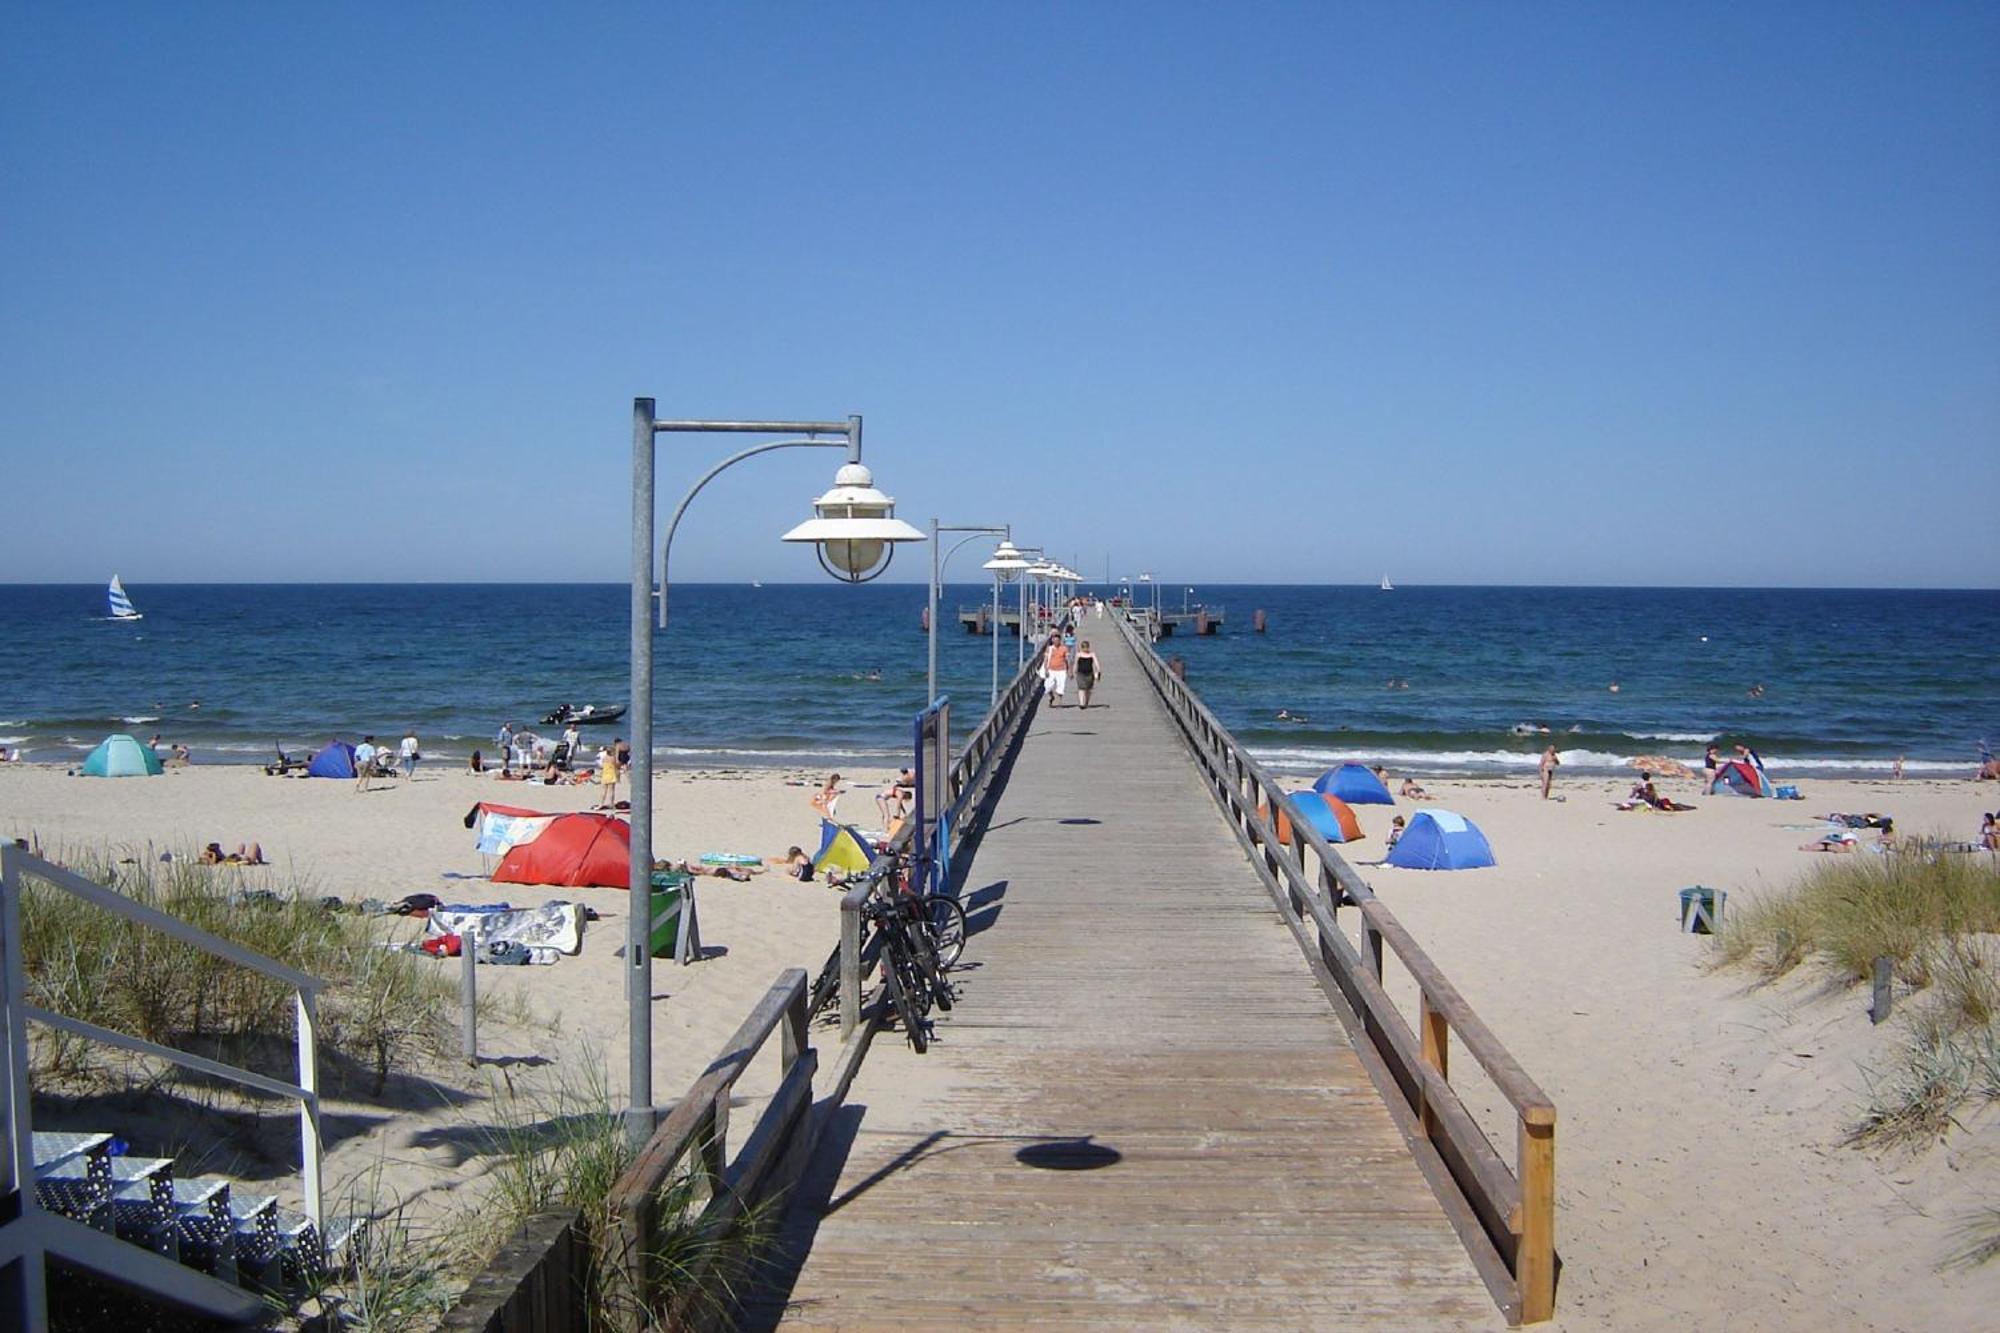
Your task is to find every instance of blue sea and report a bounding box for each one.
[2,584,1995,779]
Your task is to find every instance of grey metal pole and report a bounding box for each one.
[927,517,940,708]
[627,397,655,1148]
[991,570,1000,705]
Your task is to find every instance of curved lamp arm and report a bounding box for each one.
[657,438,846,629]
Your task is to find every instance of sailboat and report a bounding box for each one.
[1379,574,1394,592]
[106,575,142,621]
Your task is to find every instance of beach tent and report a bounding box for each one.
[80,733,163,778]
[467,802,560,855]
[494,812,630,889]
[1712,758,1774,798]
[1260,792,1364,845]
[814,820,875,877]
[306,741,357,779]
[1312,762,1394,805]
[1386,810,1494,870]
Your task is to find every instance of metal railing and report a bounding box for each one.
[1110,611,1558,1325]
[0,844,325,1322]
[830,637,1046,1038]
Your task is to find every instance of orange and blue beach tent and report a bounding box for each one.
[1259,792,1364,845]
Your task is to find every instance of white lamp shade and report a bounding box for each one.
[983,540,1030,578]
[781,461,926,582]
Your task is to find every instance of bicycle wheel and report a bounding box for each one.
[921,895,968,969]
[880,937,929,1053]
[904,919,954,1013]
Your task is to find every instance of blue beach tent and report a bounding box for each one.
[306,741,358,779]
[1385,810,1495,870]
[1312,762,1395,805]
[80,733,163,778]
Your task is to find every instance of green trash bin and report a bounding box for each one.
[1678,886,1724,934]
[648,870,695,959]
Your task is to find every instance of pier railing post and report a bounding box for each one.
[1519,1111,1557,1322]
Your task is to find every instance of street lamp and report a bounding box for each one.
[982,540,1030,701]
[927,522,1011,709]
[627,397,923,1146]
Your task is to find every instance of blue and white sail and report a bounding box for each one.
[106,575,142,621]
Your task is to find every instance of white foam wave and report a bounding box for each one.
[120,715,161,725]
[1249,744,1971,777]
[0,736,28,746]
[1627,731,1715,742]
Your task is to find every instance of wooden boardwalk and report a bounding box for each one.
[754,622,1501,1329]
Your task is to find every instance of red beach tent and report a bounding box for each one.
[492,811,631,889]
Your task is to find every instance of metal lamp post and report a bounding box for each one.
[627,398,924,1146]
[927,522,1011,708]
[982,540,1029,701]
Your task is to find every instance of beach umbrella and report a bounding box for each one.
[1259,792,1364,845]
[1628,755,1696,780]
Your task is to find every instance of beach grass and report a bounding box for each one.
[463,1058,782,1329]
[1719,850,2000,1155]
[16,843,456,1095]
[1718,850,2000,984]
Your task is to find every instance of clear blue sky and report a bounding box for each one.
[4,3,1994,586]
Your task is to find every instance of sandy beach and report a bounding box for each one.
[5,757,1997,1328]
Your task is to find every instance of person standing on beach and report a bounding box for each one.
[496,721,514,768]
[1073,641,1102,710]
[1539,745,1560,800]
[598,744,620,808]
[399,729,420,780]
[354,735,377,792]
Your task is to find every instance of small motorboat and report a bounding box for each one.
[541,703,627,726]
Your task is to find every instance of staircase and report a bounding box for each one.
[32,1131,360,1304]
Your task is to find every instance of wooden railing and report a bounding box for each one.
[443,970,815,1333]
[1110,612,1558,1326]
[603,968,814,1331]
[830,647,1044,1037]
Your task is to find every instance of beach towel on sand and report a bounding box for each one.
[425,902,584,955]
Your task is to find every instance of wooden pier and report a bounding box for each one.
[752,615,1528,1328]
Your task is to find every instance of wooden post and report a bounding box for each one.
[460,924,478,1065]
[1870,956,1894,1024]
[1419,992,1448,1137]
[1365,923,1384,981]
[839,896,863,1038]
[1518,1110,1557,1323]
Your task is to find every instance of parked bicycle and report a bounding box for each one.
[810,848,966,1051]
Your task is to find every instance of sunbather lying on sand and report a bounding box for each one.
[1617,777,1694,812]
[200,841,265,865]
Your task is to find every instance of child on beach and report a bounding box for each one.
[811,774,842,819]
[597,745,621,808]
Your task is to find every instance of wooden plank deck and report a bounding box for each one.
[752,620,1501,1329]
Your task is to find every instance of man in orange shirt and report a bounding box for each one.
[1044,636,1070,707]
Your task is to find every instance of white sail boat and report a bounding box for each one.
[106,575,142,621]
[1379,574,1394,592]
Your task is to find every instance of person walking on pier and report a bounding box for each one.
[1044,635,1070,707]
[1073,641,1102,710]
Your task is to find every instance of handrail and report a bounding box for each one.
[1109,610,1557,1325]
[828,643,1044,1038]
[0,845,327,1275]
[605,968,814,1330]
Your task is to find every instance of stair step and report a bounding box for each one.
[31,1130,112,1175]
[172,1195,239,1285]
[35,1173,111,1229]
[172,1175,233,1211]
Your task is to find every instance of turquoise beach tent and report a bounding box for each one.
[1312,762,1395,805]
[80,733,163,777]
[1386,810,1495,870]
[306,741,357,779]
